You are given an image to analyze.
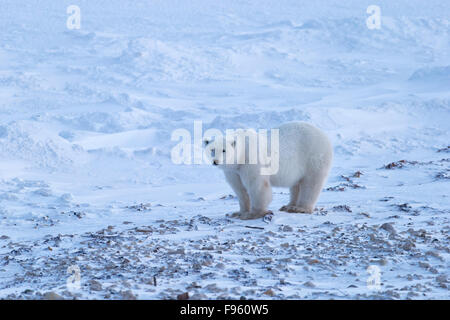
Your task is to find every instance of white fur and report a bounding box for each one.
[205,122,333,220]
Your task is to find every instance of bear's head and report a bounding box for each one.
[203,129,259,168]
[203,135,236,167]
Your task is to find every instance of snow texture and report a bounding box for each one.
[0,0,449,299]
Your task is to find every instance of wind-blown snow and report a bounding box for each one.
[0,0,448,299]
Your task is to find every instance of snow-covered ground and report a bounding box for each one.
[0,0,449,299]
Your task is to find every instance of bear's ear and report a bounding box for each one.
[203,139,210,146]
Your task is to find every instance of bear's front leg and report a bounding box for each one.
[224,171,250,216]
[239,175,273,220]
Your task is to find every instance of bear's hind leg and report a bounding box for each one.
[288,175,326,214]
[280,183,300,212]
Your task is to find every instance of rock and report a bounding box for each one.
[263,289,275,297]
[187,282,201,289]
[353,171,363,178]
[396,203,412,212]
[201,259,213,267]
[380,223,396,235]
[177,292,189,300]
[436,274,448,284]
[193,263,202,271]
[168,248,185,255]
[333,205,352,212]
[402,240,415,251]
[437,146,450,153]
[429,267,439,274]
[370,258,388,266]
[281,225,293,232]
[426,251,443,261]
[44,292,64,300]
[418,262,430,269]
[220,194,235,200]
[204,283,224,293]
[360,212,371,218]
[407,291,419,298]
[383,160,413,169]
[190,293,207,299]
[127,203,151,211]
[120,290,136,300]
[303,281,316,288]
[90,280,103,291]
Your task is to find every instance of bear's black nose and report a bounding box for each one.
[213,160,218,165]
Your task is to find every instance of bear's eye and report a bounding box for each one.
[222,150,226,153]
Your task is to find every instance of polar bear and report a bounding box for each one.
[204,122,333,220]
